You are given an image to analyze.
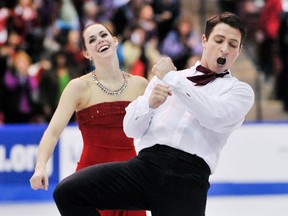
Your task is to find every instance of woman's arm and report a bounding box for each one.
[30,78,87,190]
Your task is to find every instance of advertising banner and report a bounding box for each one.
[1,122,288,202]
[0,124,58,202]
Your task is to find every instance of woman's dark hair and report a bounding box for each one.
[204,11,247,46]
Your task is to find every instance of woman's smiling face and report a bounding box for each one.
[82,24,118,60]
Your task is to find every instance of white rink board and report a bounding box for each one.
[210,123,288,182]
[59,123,288,183]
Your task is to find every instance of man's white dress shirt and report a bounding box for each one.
[123,62,254,173]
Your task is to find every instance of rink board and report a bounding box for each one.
[0,122,288,202]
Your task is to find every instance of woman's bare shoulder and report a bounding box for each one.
[125,73,148,96]
[126,73,148,88]
[68,74,91,91]
[62,74,92,110]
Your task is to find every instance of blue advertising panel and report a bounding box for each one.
[0,122,288,203]
[0,124,59,202]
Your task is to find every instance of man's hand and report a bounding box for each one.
[151,57,177,80]
[149,84,172,109]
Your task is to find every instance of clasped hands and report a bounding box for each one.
[149,57,176,109]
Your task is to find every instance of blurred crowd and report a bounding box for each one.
[0,0,203,124]
[1,0,288,125]
[219,0,288,113]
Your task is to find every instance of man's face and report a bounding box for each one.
[201,23,242,73]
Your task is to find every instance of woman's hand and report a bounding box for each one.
[30,166,49,191]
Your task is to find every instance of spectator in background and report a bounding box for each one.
[0,30,24,77]
[122,24,161,79]
[7,0,47,63]
[35,0,55,29]
[152,0,181,45]
[80,0,99,28]
[38,50,77,122]
[74,0,117,25]
[255,0,282,81]
[277,2,288,111]
[56,0,80,31]
[1,50,42,123]
[0,31,24,120]
[122,25,149,78]
[64,29,89,75]
[42,22,65,55]
[0,7,9,46]
[160,15,203,70]
[28,53,52,86]
[137,3,157,42]
[111,0,143,39]
[93,0,117,22]
[8,0,38,37]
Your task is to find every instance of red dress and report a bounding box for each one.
[76,101,146,216]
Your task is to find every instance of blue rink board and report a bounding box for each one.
[1,123,288,202]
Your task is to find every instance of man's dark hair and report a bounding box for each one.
[204,12,247,46]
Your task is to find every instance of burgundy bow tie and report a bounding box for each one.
[187,65,229,86]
